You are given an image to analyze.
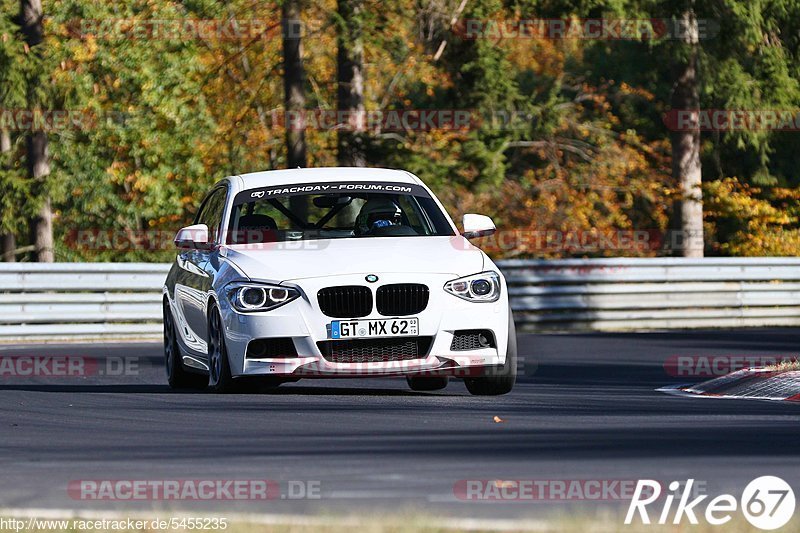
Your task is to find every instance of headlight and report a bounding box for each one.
[444,271,501,302]
[226,282,300,312]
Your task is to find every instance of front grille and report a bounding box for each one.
[317,286,373,318]
[376,284,429,316]
[246,337,298,359]
[317,337,433,364]
[451,330,496,351]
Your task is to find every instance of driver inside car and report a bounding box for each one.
[355,198,405,235]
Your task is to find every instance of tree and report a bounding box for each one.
[669,4,703,257]
[336,0,366,167]
[283,0,309,221]
[0,0,791,263]
[50,0,218,262]
[283,0,308,170]
[0,0,26,262]
[612,0,800,256]
[0,129,14,261]
[19,0,53,262]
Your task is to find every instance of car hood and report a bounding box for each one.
[223,236,485,282]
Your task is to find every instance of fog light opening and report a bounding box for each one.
[249,340,266,357]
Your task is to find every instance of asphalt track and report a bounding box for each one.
[0,329,799,522]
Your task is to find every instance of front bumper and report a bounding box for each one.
[218,272,510,378]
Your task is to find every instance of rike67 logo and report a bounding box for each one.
[625,477,795,530]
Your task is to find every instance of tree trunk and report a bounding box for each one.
[0,233,15,262]
[283,0,308,223]
[669,7,703,257]
[0,130,9,155]
[335,0,366,225]
[26,130,53,263]
[20,0,54,262]
[0,129,15,262]
[336,0,366,168]
[283,1,307,170]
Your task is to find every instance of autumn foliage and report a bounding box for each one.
[1,0,799,260]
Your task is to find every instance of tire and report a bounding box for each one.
[163,301,208,390]
[407,376,449,391]
[207,306,237,393]
[464,308,517,396]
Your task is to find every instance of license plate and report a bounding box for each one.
[330,318,418,339]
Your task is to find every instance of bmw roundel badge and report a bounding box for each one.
[365,274,379,283]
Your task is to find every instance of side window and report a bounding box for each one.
[196,188,227,243]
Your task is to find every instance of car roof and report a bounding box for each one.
[232,167,422,190]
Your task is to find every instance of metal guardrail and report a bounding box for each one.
[0,258,799,339]
[499,257,800,331]
[0,263,169,339]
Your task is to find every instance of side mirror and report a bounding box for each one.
[174,224,211,250]
[462,214,496,239]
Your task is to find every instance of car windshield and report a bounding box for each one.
[227,181,455,243]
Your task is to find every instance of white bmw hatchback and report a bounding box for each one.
[163,167,516,395]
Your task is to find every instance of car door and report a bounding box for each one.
[174,186,228,356]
